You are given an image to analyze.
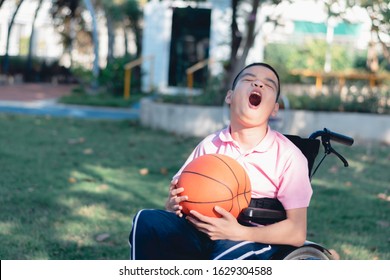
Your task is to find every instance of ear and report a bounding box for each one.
[225,90,233,105]
[271,102,279,117]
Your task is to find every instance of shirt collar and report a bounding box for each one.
[218,125,276,153]
[218,126,234,142]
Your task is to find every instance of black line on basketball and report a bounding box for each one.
[240,169,251,208]
[210,154,240,188]
[244,171,251,204]
[180,170,235,199]
[185,197,236,204]
[211,154,245,212]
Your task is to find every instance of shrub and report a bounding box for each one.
[98,56,140,96]
[265,39,361,83]
[0,55,73,83]
[286,91,389,114]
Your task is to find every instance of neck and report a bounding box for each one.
[229,124,268,152]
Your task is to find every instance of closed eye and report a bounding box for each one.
[238,73,257,83]
[265,78,278,92]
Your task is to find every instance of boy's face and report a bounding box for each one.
[225,65,279,128]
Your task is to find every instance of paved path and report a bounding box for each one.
[0,83,139,120]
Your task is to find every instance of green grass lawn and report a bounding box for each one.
[0,113,389,260]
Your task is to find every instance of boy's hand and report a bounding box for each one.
[165,178,188,217]
[186,206,245,241]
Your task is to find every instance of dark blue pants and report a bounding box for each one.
[129,209,280,260]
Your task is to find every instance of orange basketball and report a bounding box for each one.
[177,154,251,218]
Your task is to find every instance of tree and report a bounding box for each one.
[101,0,124,64]
[327,0,390,70]
[323,0,345,73]
[121,0,142,57]
[223,0,282,91]
[359,0,390,67]
[2,0,25,75]
[26,0,44,81]
[51,0,99,88]
[83,0,99,89]
[50,0,82,69]
[122,0,143,91]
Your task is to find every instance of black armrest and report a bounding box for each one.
[238,207,286,226]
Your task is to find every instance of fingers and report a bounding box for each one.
[167,178,187,217]
[171,187,184,196]
[186,212,218,239]
[172,204,184,218]
[170,187,187,204]
[170,178,178,188]
[167,195,187,211]
[169,178,184,197]
[188,210,214,224]
[186,214,208,229]
[186,209,237,241]
[190,207,231,221]
[213,206,232,219]
[171,178,178,184]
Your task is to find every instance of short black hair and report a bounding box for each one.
[231,62,281,101]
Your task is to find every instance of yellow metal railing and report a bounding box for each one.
[123,55,154,100]
[186,58,213,89]
[290,69,390,91]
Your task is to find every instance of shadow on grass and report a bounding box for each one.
[0,114,199,259]
[308,142,390,260]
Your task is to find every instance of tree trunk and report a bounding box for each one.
[123,25,129,57]
[83,0,99,90]
[223,0,260,92]
[234,0,260,75]
[375,30,390,65]
[132,21,142,58]
[106,14,115,64]
[3,0,25,75]
[26,0,44,82]
[324,17,336,73]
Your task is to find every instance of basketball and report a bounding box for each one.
[177,154,251,218]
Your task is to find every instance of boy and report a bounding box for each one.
[129,62,312,260]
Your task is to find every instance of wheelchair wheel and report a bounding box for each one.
[283,246,333,260]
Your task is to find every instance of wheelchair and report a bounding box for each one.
[238,128,354,260]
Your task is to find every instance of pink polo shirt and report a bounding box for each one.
[173,126,312,210]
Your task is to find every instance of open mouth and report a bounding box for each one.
[249,92,262,107]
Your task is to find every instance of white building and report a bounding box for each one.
[141,0,231,93]
[141,0,373,93]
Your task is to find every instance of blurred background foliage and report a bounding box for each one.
[0,0,389,113]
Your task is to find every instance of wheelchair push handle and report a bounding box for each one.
[309,128,354,176]
[326,129,354,146]
[309,128,354,146]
